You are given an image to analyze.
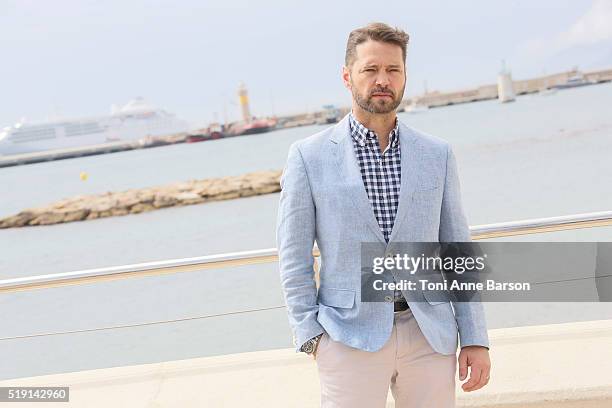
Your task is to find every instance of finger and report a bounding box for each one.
[470,368,488,392]
[458,352,468,381]
[482,367,491,385]
[476,364,492,389]
[462,365,482,391]
[482,372,490,388]
[465,364,491,392]
[472,367,490,391]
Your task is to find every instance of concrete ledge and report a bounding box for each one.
[457,319,612,407]
[1,319,611,407]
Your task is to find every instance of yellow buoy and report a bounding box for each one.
[80,172,89,181]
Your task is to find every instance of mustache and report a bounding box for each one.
[369,87,395,97]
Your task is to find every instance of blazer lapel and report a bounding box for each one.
[388,121,422,243]
[330,115,386,243]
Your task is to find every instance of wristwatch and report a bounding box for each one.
[301,334,323,354]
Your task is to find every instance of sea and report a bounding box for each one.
[1,82,612,380]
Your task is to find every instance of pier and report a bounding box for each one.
[0,133,187,168]
[400,67,612,109]
[0,140,137,168]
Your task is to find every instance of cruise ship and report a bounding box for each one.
[0,98,191,156]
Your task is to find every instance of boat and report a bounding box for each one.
[0,98,191,156]
[552,74,594,90]
[186,123,225,143]
[229,118,277,136]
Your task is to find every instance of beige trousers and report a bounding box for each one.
[315,308,457,408]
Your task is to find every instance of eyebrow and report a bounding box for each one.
[361,64,402,69]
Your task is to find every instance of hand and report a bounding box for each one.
[458,345,491,392]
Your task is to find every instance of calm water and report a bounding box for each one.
[1,83,612,380]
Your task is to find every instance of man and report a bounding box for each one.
[276,22,491,407]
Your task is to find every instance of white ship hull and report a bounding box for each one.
[0,99,191,156]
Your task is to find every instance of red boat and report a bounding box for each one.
[186,123,224,142]
[231,118,277,136]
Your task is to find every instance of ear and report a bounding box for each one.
[342,66,351,90]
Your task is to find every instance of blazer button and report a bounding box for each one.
[384,295,393,302]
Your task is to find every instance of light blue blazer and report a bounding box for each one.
[276,114,489,355]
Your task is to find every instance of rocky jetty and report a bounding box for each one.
[0,170,282,229]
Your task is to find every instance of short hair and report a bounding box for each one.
[345,22,410,68]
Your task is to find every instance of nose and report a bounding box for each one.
[375,72,391,88]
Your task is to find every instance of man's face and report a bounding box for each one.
[343,40,406,114]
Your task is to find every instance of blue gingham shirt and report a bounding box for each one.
[349,112,405,303]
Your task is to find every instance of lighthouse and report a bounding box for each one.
[497,60,516,103]
[238,82,252,123]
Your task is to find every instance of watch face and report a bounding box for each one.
[303,341,314,353]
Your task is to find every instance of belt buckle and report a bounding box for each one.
[394,300,409,313]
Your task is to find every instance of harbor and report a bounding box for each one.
[2,2,612,405]
[1,67,611,168]
[2,82,612,386]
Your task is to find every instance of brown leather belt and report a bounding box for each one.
[394,299,409,312]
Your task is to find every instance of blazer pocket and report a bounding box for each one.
[317,287,356,308]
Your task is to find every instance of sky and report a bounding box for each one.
[1,0,611,128]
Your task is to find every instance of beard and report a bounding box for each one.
[350,78,405,114]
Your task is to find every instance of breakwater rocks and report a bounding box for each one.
[0,170,282,229]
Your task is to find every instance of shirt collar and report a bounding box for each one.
[348,111,400,149]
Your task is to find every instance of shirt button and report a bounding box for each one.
[384,295,393,302]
